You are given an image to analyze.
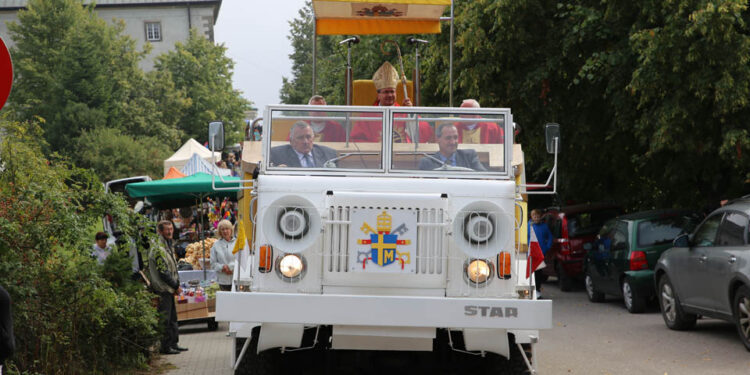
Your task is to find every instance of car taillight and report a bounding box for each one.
[559,239,570,255]
[629,251,648,270]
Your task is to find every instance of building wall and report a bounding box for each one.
[0,2,219,71]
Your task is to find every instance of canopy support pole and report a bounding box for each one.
[199,197,207,281]
[449,0,454,107]
[345,39,353,106]
[312,11,317,96]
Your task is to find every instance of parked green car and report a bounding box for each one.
[583,210,698,313]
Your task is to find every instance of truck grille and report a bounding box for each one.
[324,206,446,275]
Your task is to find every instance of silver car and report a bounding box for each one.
[654,195,750,351]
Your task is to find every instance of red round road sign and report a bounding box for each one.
[0,37,13,111]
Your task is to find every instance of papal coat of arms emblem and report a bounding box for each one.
[350,209,415,273]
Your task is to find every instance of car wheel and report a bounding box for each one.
[622,277,646,313]
[556,262,573,292]
[733,286,750,351]
[585,269,604,302]
[658,275,697,330]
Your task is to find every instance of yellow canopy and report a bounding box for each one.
[313,0,451,35]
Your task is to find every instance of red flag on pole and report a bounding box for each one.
[526,225,546,278]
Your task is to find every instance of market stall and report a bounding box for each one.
[126,172,241,329]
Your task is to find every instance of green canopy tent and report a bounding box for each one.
[125,172,241,209]
[126,172,242,280]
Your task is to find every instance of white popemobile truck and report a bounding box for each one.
[209,104,559,374]
[209,1,559,373]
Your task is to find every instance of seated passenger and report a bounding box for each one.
[457,99,503,144]
[351,61,434,143]
[307,95,345,142]
[270,121,337,168]
[418,124,486,171]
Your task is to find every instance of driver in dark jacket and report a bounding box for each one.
[418,124,486,171]
[270,122,337,168]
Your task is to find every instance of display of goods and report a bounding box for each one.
[176,279,219,302]
[184,238,218,269]
[204,281,220,299]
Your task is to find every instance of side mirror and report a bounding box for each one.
[673,233,689,248]
[545,123,561,154]
[209,121,225,151]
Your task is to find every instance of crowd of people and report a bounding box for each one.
[87,200,240,356]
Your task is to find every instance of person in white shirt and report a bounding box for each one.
[210,220,236,291]
[91,231,111,265]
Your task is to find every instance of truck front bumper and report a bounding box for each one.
[216,292,552,330]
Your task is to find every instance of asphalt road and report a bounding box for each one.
[535,280,750,374]
[168,281,750,375]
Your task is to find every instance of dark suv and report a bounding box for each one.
[541,203,622,291]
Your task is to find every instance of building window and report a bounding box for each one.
[145,22,162,42]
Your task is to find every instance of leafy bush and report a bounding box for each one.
[0,118,161,374]
[74,127,171,182]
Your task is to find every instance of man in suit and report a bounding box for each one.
[270,121,338,168]
[419,123,486,171]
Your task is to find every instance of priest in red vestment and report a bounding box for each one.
[306,95,345,142]
[456,99,504,144]
[351,62,433,143]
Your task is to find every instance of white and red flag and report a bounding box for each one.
[526,225,546,278]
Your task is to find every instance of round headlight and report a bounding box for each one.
[464,214,495,245]
[277,254,305,280]
[278,208,309,239]
[465,259,492,285]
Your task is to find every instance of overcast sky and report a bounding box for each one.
[214,0,307,114]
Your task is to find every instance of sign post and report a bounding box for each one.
[0,37,13,111]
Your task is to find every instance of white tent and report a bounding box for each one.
[163,138,221,176]
[181,153,232,177]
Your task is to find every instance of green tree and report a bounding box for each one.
[280,1,317,104]
[75,127,171,181]
[284,0,750,210]
[0,117,160,374]
[627,0,750,207]
[155,28,251,144]
[7,0,187,181]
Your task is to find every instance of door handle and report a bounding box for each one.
[699,255,708,263]
[729,255,737,264]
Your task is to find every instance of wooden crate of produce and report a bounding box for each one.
[175,299,209,321]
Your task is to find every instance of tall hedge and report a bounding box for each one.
[0,118,161,374]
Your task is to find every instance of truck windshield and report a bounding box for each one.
[388,109,507,174]
[264,105,510,178]
[267,107,384,171]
